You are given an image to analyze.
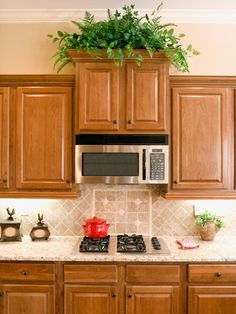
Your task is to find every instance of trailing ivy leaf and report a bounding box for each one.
[193,49,200,55]
[187,44,193,52]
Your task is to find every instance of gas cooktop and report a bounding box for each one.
[79,234,170,255]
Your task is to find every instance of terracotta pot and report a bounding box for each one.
[199,221,220,241]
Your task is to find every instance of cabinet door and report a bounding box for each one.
[126,286,179,314]
[172,87,233,190]
[75,62,119,132]
[65,285,118,314]
[16,87,72,190]
[126,62,169,131]
[0,284,54,314]
[0,87,10,189]
[189,286,236,314]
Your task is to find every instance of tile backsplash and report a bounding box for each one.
[1,185,236,236]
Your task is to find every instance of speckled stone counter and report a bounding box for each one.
[0,235,236,262]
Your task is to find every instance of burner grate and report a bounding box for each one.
[117,234,146,253]
[79,235,110,253]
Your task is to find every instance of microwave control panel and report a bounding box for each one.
[150,151,165,181]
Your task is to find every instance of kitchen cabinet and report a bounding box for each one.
[0,87,10,190]
[64,264,118,314]
[126,265,180,314]
[76,62,120,132]
[0,75,77,198]
[188,264,236,314]
[65,285,118,314]
[163,86,234,199]
[72,51,170,134]
[0,262,55,314]
[16,87,72,190]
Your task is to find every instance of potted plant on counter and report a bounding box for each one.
[195,210,224,241]
[48,2,199,72]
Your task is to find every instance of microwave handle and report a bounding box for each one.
[142,149,147,181]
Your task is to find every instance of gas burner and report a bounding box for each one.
[79,236,110,253]
[117,234,146,253]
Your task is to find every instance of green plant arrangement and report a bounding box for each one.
[48,2,199,72]
[195,210,224,241]
[195,210,224,229]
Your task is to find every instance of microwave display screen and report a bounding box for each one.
[82,153,139,176]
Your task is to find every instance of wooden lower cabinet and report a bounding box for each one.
[188,264,236,314]
[64,285,118,314]
[126,285,179,314]
[0,262,55,314]
[188,286,236,314]
[0,284,55,314]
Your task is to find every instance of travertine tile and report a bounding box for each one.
[1,185,236,237]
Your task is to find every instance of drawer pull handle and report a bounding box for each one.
[215,272,222,278]
[128,294,132,298]
[22,271,29,276]
[111,293,116,298]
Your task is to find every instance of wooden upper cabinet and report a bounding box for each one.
[0,87,10,190]
[72,51,170,134]
[172,87,234,190]
[16,87,72,190]
[126,62,168,131]
[75,62,119,132]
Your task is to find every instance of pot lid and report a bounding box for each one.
[84,216,107,224]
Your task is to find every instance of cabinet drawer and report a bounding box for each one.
[0,263,55,282]
[64,264,118,283]
[126,265,180,283]
[188,264,236,282]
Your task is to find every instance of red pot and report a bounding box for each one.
[82,216,110,238]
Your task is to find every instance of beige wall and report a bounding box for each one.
[2,0,236,10]
[1,22,236,75]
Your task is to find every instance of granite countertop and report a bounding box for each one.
[0,235,236,262]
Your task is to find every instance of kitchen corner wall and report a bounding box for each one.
[1,185,236,237]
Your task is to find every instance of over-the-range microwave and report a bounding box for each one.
[75,134,169,185]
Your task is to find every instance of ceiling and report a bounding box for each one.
[1,0,236,10]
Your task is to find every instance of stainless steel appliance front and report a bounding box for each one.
[75,136,169,185]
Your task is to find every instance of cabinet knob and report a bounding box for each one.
[113,120,117,124]
[128,294,132,298]
[2,178,7,184]
[111,293,116,298]
[174,180,178,184]
[22,271,29,277]
[215,272,222,278]
[66,179,70,184]
[127,120,132,125]
[0,291,4,297]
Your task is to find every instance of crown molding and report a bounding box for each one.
[0,8,236,23]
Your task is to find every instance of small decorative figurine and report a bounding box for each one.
[0,208,22,242]
[30,213,51,241]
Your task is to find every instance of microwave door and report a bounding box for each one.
[77,145,142,184]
